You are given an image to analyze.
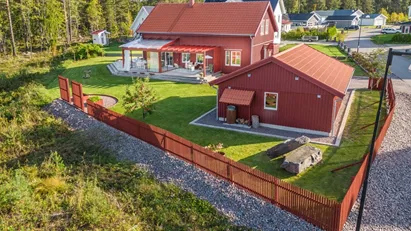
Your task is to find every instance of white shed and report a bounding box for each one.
[360,14,387,26]
[92,30,110,46]
[130,6,155,37]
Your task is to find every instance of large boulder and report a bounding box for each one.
[281,145,322,174]
[266,136,310,159]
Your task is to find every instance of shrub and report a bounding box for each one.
[66,43,104,60]
[88,96,102,103]
[391,34,411,43]
[326,26,338,40]
[282,28,328,40]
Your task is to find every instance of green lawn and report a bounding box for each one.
[371,34,396,44]
[279,44,297,52]
[38,43,383,201]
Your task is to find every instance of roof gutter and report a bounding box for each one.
[137,31,255,37]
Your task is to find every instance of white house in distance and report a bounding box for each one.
[408,5,411,19]
[91,30,110,46]
[203,0,286,44]
[130,6,155,37]
[359,14,387,26]
[313,9,364,23]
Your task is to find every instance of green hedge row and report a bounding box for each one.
[391,34,411,43]
[66,43,104,60]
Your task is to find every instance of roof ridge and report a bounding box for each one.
[167,5,188,32]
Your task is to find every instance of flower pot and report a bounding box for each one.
[95,99,103,106]
[368,77,384,90]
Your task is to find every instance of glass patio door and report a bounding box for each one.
[161,52,174,70]
[147,52,159,72]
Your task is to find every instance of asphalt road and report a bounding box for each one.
[345,28,411,90]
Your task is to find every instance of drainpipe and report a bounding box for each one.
[250,35,253,63]
[211,85,218,120]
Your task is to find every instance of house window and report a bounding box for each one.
[225,50,241,66]
[182,53,190,63]
[264,92,278,110]
[260,21,265,35]
[265,19,269,35]
[196,53,204,64]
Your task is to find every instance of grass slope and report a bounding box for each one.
[0,78,248,230]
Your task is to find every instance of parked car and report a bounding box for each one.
[344,25,360,30]
[381,28,402,34]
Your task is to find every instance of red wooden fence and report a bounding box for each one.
[336,79,396,230]
[71,80,84,111]
[58,76,70,102]
[83,79,396,231]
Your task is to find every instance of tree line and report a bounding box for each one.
[0,0,180,56]
[1,0,410,56]
[284,0,411,14]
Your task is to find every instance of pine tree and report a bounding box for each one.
[361,0,374,13]
[343,0,357,9]
[86,0,104,32]
[327,0,341,10]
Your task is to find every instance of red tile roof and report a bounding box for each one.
[219,89,255,106]
[91,30,106,35]
[138,2,277,36]
[210,44,354,98]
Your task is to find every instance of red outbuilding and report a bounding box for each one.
[209,44,354,135]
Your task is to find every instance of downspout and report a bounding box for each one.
[250,35,253,64]
[211,85,219,120]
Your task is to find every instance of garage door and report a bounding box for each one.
[375,18,383,26]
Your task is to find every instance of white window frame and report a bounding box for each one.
[182,53,190,63]
[225,51,230,66]
[264,92,278,111]
[225,50,241,67]
[260,21,265,35]
[265,19,269,35]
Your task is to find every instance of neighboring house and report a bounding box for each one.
[313,9,364,23]
[209,44,354,135]
[130,6,154,37]
[282,14,292,32]
[204,0,286,44]
[120,1,279,75]
[288,13,321,28]
[91,30,110,46]
[325,15,359,28]
[400,21,411,34]
[359,14,387,26]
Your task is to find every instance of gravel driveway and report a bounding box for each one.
[45,99,319,231]
[343,92,411,231]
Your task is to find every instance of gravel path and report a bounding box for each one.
[45,99,320,231]
[343,92,411,231]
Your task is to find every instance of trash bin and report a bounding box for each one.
[226,105,236,124]
[252,115,260,128]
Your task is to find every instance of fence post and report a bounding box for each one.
[190,144,194,164]
[227,159,232,181]
[162,131,167,152]
[273,178,279,205]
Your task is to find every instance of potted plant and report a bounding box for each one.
[88,96,103,106]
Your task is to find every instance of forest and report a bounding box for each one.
[1,0,410,56]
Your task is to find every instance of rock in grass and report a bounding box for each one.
[266,136,311,159]
[281,145,322,174]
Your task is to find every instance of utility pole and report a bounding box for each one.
[6,0,17,56]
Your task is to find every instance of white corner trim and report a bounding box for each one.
[335,90,356,146]
[259,123,330,136]
[189,107,217,125]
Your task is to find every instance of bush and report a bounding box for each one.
[66,43,104,60]
[326,26,338,40]
[88,96,102,103]
[391,34,411,43]
[282,28,328,40]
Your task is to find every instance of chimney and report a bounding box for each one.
[189,0,195,7]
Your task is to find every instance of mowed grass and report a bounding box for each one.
[371,34,397,44]
[38,43,384,201]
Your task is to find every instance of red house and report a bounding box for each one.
[119,0,279,77]
[209,44,354,135]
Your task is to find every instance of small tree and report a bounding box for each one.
[122,77,157,119]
